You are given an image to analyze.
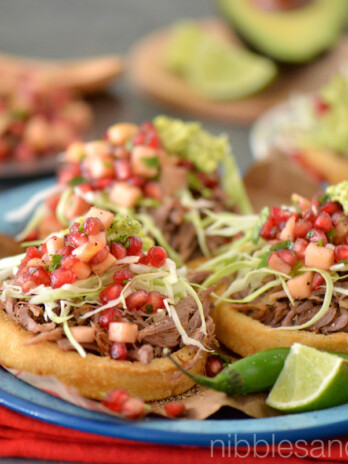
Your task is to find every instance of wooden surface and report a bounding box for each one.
[0,234,22,258]
[130,19,348,125]
[0,53,124,96]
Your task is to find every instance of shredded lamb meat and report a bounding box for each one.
[0,288,215,365]
[230,279,348,334]
[143,186,230,262]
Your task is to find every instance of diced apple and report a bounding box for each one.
[305,242,334,270]
[109,182,142,208]
[131,146,159,178]
[84,141,109,158]
[109,322,138,343]
[88,231,107,245]
[38,214,64,239]
[291,193,311,212]
[72,241,104,263]
[287,271,313,299]
[84,155,115,179]
[71,261,92,280]
[267,251,291,275]
[65,194,90,221]
[279,215,296,242]
[107,123,138,145]
[91,253,116,275]
[85,207,114,230]
[70,326,96,343]
[46,236,65,256]
[65,142,86,163]
[27,258,49,268]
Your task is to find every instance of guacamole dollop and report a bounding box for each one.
[326,181,348,214]
[107,215,154,251]
[153,115,228,173]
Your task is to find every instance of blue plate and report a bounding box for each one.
[2,179,348,446]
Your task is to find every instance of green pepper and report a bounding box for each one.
[169,348,348,396]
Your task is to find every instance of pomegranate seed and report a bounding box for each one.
[320,201,341,215]
[335,245,348,262]
[146,132,161,149]
[56,246,74,257]
[102,389,130,412]
[140,121,155,132]
[306,229,328,245]
[312,272,325,291]
[27,267,51,287]
[314,213,333,233]
[99,284,123,304]
[205,355,224,378]
[110,242,127,259]
[293,220,312,239]
[61,255,79,269]
[70,222,81,235]
[293,239,308,260]
[259,218,278,240]
[332,212,345,226]
[164,401,186,418]
[132,132,146,145]
[269,207,291,225]
[276,249,298,267]
[122,398,146,420]
[50,268,77,288]
[126,236,143,256]
[127,176,145,188]
[303,208,315,223]
[98,307,123,329]
[83,217,104,235]
[147,246,167,268]
[110,342,128,360]
[92,178,114,190]
[113,269,133,286]
[126,290,148,311]
[66,232,89,248]
[115,160,131,180]
[78,183,93,194]
[90,246,110,265]
[26,247,42,260]
[145,291,166,314]
[314,97,330,115]
[138,252,149,265]
[144,181,162,200]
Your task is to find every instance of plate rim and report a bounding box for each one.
[3,180,348,446]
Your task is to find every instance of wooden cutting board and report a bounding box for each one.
[130,19,348,125]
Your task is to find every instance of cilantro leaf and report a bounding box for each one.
[49,254,64,271]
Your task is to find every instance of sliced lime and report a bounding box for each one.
[187,36,277,101]
[163,21,204,74]
[266,343,348,413]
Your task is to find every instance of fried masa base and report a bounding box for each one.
[0,309,207,401]
[300,147,348,184]
[213,302,348,357]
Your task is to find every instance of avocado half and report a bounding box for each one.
[218,0,348,63]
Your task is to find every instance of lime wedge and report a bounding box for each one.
[266,343,348,413]
[163,21,204,74]
[187,36,277,101]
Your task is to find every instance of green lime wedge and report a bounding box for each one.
[266,343,348,413]
[163,21,204,74]
[186,36,277,101]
